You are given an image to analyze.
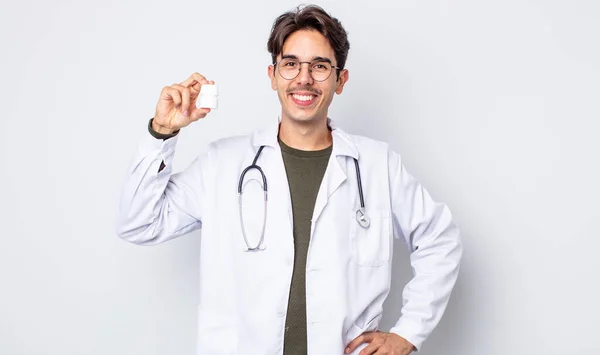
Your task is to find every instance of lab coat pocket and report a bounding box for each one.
[350,210,391,267]
[196,307,238,355]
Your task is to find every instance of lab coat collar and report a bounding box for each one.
[252,117,359,159]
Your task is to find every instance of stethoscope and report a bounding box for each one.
[238,145,370,252]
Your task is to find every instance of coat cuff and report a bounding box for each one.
[138,124,179,169]
[389,318,426,352]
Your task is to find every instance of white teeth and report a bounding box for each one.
[292,94,315,102]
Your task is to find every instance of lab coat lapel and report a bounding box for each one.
[311,155,346,229]
[311,120,359,232]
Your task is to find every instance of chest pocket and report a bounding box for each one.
[349,209,392,267]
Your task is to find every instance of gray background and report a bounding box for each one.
[1,0,599,354]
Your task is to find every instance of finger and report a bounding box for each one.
[192,79,215,96]
[161,86,182,109]
[189,80,202,95]
[346,333,374,354]
[169,83,191,112]
[189,107,211,122]
[358,341,380,355]
[181,72,208,88]
[179,87,191,116]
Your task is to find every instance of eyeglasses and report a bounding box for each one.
[274,58,341,82]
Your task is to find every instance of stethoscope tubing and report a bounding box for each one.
[238,144,368,251]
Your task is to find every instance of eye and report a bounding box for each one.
[284,61,298,67]
[312,62,330,71]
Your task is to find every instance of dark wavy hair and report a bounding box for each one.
[267,5,350,78]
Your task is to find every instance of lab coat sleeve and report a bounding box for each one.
[387,150,462,351]
[115,132,207,245]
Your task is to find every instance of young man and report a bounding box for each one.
[116,5,462,355]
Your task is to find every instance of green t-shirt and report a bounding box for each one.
[279,137,333,355]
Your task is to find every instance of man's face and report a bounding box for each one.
[268,29,349,126]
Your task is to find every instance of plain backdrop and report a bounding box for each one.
[1,0,599,354]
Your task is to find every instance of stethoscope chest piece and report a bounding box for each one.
[356,207,370,228]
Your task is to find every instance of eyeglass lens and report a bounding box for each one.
[277,59,334,81]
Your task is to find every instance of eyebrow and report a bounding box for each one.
[281,54,333,64]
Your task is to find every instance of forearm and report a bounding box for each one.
[388,149,463,350]
[391,205,462,350]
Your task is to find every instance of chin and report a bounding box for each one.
[286,112,321,124]
[285,105,323,122]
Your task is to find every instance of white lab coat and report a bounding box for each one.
[116,118,462,355]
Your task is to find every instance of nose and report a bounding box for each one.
[295,62,314,86]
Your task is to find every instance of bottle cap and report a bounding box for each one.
[200,84,219,96]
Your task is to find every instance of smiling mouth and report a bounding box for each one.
[290,93,318,106]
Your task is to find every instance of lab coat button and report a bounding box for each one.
[277,311,285,317]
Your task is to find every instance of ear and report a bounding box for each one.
[335,69,349,95]
[268,65,277,90]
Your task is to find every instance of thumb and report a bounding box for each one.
[189,107,211,122]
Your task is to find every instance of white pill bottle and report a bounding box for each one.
[197,84,219,109]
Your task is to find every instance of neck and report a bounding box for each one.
[278,116,332,151]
